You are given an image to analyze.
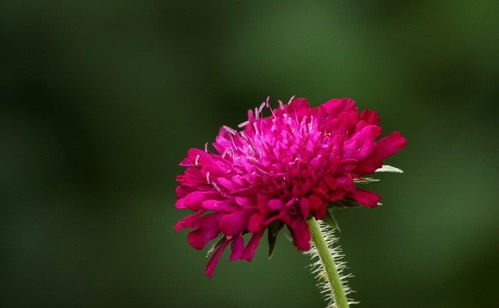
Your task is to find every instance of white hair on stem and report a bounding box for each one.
[304,221,359,307]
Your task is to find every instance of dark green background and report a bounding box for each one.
[2,1,498,307]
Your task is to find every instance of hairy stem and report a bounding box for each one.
[307,218,350,308]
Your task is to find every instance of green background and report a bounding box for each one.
[2,1,498,307]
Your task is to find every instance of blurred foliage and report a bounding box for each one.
[1,1,498,307]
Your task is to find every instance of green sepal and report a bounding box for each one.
[334,199,363,208]
[353,177,380,184]
[333,199,383,208]
[267,220,284,259]
[321,207,341,232]
[375,164,404,173]
[205,236,226,258]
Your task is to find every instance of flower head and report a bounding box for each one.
[174,97,406,277]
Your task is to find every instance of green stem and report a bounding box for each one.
[307,218,350,308]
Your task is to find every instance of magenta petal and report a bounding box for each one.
[201,199,236,212]
[174,210,204,231]
[334,110,359,135]
[187,229,219,250]
[179,147,205,167]
[288,97,311,112]
[175,185,194,199]
[182,148,206,167]
[175,191,218,210]
[205,238,230,278]
[186,213,222,250]
[355,131,407,175]
[360,110,380,125]
[248,212,265,233]
[179,156,194,167]
[229,235,245,261]
[343,125,381,160]
[308,195,326,218]
[349,189,381,207]
[234,197,252,207]
[320,98,357,116]
[290,218,311,251]
[219,211,248,236]
[273,97,311,118]
[329,189,347,202]
[268,199,284,210]
[299,198,310,219]
[313,205,327,219]
[216,177,239,190]
[241,230,265,261]
[213,127,233,153]
[335,174,354,191]
[177,168,205,187]
[375,131,407,159]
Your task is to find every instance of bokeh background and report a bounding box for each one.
[2,1,498,307]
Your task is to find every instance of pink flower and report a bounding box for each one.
[174,97,406,277]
